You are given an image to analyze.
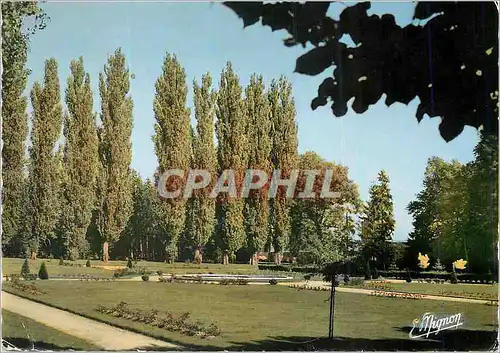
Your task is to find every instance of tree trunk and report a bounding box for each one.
[194,249,202,265]
[250,252,258,266]
[274,251,282,265]
[103,241,109,263]
[223,253,229,265]
[30,251,37,260]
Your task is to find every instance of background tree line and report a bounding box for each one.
[2,44,367,265]
[404,133,498,274]
[3,3,495,274]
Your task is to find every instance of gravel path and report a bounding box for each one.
[2,292,180,351]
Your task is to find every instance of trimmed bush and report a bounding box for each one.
[21,259,30,278]
[304,274,311,281]
[127,258,133,268]
[38,262,49,280]
[59,258,64,265]
[142,275,149,282]
[86,260,91,267]
[156,270,163,276]
[269,279,278,285]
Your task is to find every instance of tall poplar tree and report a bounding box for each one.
[187,73,218,261]
[26,58,63,259]
[98,48,134,262]
[243,74,272,264]
[215,62,247,264]
[59,57,99,259]
[1,2,45,251]
[152,53,191,262]
[268,77,298,264]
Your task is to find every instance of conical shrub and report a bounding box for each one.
[38,262,49,280]
[21,259,30,278]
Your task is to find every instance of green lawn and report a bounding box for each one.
[2,309,99,351]
[3,280,497,350]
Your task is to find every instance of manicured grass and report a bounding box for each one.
[3,280,497,350]
[2,309,99,351]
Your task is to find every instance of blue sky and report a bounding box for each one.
[26,1,479,241]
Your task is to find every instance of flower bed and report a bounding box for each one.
[438,290,498,301]
[96,301,220,339]
[288,284,329,292]
[370,290,424,300]
[5,277,45,295]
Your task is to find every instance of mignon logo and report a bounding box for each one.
[409,312,465,339]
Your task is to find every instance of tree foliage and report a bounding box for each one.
[1,2,46,250]
[223,1,499,142]
[26,58,63,258]
[153,53,191,262]
[268,77,299,264]
[243,74,272,262]
[290,152,360,265]
[188,73,218,257]
[97,48,134,259]
[214,62,248,263]
[59,57,99,260]
[406,133,498,273]
[361,170,395,269]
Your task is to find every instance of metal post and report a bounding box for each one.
[328,274,336,339]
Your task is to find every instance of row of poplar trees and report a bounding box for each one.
[151,54,301,264]
[2,46,301,263]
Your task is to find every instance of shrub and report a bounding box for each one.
[304,274,311,281]
[269,279,278,285]
[21,259,30,278]
[127,258,133,268]
[86,260,91,267]
[38,262,49,280]
[156,270,163,276]
[405,268,412,283]
[59,258,64,266]
[142,275,149,282]
[364,261,372,280]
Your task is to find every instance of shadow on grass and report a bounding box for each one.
[136,328,498,351]
[3,337,85,351]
